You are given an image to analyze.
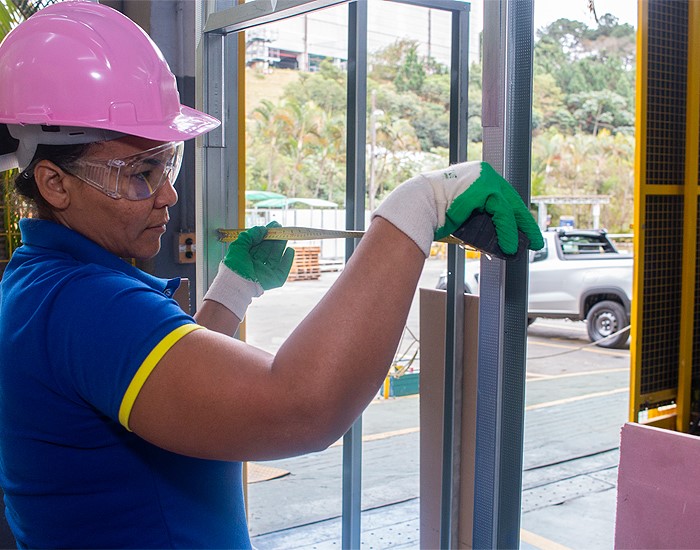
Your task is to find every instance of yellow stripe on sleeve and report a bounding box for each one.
[118,323,204,430]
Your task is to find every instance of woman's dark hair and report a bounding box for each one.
[14,143,92,217]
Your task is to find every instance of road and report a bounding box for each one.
[244,257,629,549]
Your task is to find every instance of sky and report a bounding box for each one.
[249,0,638,71]
[462,0,638,66]
[533,0,638,30]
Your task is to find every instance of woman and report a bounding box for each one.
[0,2,543,548]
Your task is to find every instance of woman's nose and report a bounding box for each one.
[154,178,178,208]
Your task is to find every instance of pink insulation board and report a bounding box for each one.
[615,422,700,548]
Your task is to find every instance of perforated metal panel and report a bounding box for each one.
[694,195,700,380]
[633,0,700,432]
[645,1,687,186]
[640,195,683,395]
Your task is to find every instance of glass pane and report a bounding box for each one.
[244,3,350,544]
[242,0,480,546]
[523,0,636,548]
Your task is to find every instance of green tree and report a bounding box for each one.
[247,94,350,201]
[0,0,22,35]
[369,38,420,83]
[412,102,449,151]
[307,110,346,202]
[394,43,425,94]
[283,60,347,114]
[467,61,483,143]
[533,14,635,137]
[532,73,575,133]
[248,99,288,192]
[368,106,421,210]
[569,89,633,135]
[535,18,590,76]
[531,130,634,231]
[270,98,325,197]
[421,72,450,108]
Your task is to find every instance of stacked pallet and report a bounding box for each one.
[288,246,321,281]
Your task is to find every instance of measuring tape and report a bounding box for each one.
[217,226,465,245]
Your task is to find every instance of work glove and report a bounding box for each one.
[203,221,295,320]
[372,161,544,257]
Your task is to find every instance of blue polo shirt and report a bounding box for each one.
[0,218,250,549]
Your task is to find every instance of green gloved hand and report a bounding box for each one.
[433,162,544,254]
[203,221,295,320]
[223,221,295,291]
[372,160,544,257]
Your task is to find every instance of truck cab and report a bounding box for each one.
[437,228,634,348]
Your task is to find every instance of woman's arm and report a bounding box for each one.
[129,218,423,461]
[128,161,543,461]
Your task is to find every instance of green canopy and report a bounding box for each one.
[245,190,286,202]
[254,197,338,209]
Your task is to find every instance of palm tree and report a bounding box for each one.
[310,110,345,202]
[272,98,323,197]
[249,99,287,192]
[368,112,421,211]
[0,0,57,33]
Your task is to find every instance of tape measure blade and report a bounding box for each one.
[217,227,467,246]
[217,227,366,242]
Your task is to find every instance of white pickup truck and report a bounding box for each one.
[437,228,634,349]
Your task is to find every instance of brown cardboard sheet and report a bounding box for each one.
[419,289,479,549]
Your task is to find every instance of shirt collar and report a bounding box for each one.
[19,218,180,297]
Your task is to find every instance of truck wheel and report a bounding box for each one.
[586,300,629,349]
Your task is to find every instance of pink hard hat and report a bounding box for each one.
[0,0,220,170]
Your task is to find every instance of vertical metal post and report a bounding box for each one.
[197,2,239,305]
[473,0,534,547]
[628,0,647,426]
[499,0,534,543]
[474,5,507,544]
[677,0,700,433]
[440,5,470,548]
[342,1,367,547]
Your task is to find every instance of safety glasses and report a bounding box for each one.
[67,141,184,201]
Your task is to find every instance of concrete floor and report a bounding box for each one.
[245,258,629,549]
[248,391,625,549]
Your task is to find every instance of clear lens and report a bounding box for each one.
[71,141,184,200]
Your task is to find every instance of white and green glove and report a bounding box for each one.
[372,161,544,257]
[203,221,295,320]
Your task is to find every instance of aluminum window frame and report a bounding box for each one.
[195,0,531,546]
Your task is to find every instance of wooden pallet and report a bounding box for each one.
[288,246,321,281]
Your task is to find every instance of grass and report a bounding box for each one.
[244,67,301,115]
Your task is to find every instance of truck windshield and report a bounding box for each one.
[559,234,618,255]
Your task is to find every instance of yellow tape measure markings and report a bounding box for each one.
[217,226,464,245]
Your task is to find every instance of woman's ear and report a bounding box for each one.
[34,160,72,210]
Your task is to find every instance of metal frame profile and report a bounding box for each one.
[474,0,534,547]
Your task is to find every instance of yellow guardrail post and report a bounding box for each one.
[630,0,647,425]
[677,0,700,432]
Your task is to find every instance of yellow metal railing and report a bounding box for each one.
[631,0,700,433]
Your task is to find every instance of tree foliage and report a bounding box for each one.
[534,14,635,136]
[532,129,634,231]
[529,13,635,230]
[247,52,452,206]
[246,13,636,228]
[393,43,425,94]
